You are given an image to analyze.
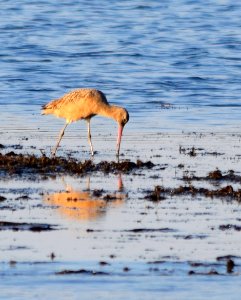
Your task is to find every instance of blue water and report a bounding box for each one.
[0,260,240,300]
[1,0,241,132]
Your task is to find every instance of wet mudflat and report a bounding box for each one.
[1,132,241,299]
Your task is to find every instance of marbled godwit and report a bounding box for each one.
[41,88,129,157]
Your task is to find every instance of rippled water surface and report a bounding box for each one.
[1,1,241,299]
[1,0,241,134]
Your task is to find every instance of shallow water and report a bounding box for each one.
[1,0,241,299]
[0,260,241,300]
[1,133,241,299]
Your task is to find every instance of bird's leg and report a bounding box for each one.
[87,119,94,156]
[52,122,69,157]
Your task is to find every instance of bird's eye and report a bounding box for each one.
[122,118,127,126]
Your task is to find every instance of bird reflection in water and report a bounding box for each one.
[44,175,125,221]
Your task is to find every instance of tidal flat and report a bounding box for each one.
[1,132,241,299]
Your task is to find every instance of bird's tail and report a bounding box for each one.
[41,99,59,115]
[41,104,51,115]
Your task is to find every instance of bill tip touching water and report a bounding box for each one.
[41,88,129,158]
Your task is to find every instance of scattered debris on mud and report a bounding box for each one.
[144,186,166,201]
[0,152,155,176]
[183,169,241,183]
[179,146,224,157]
[188,258,236,275]
[219,224,241,231]
[124,228,175,233]
[145,184,241,201]
[0,196,6,201]
[226,259,235,273]
[0,221,57,232]
[56,269,109,275]
[141,168,241,202]
[188,269,221,276]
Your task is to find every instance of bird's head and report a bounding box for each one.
[114,107,129,128]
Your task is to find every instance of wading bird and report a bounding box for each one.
[42,88,129,157]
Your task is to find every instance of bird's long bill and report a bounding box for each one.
[116,125,123,157]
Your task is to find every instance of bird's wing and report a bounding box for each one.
[42,98,61,111]
[42,89,109,113]
[42,89,92,111]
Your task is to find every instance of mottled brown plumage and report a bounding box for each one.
[42,88,129,157]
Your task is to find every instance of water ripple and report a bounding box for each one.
[1,0,241,132]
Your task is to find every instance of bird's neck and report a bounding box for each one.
[99,105,121,123]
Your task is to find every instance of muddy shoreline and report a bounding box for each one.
[0,151,154,176]
[2,151,241,203]
[1,132,241,300]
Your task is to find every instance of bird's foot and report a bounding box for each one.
[51,151,56,158]
[116,153,120,163]
[90,150,98,156]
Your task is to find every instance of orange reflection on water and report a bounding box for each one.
[44,176,125,221]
